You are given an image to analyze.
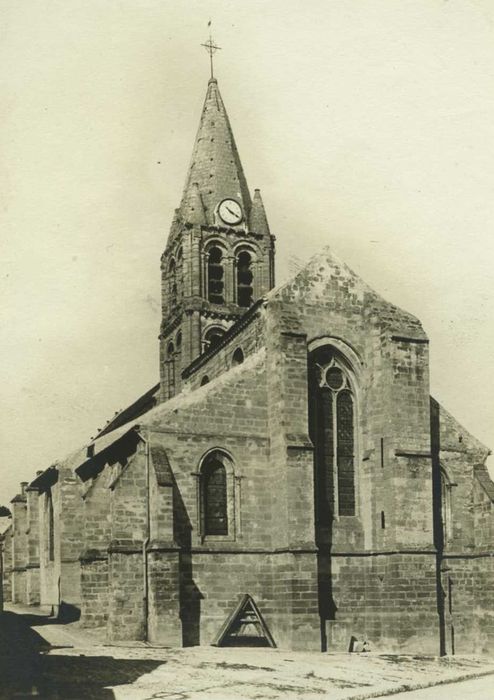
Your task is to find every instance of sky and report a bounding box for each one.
[1,0,494,503]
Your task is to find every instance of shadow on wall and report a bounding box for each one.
[173,481,204,646]
[0,610,163,699]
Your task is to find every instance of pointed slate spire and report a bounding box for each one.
[183,182,206,225]
[249,189,270,235]
[180,78,252,225]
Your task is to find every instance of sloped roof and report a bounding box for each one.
[95,383,159,439]
[76,426,141,482]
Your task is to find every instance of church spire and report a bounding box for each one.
[159,61,275,402]
[179,78,252,227]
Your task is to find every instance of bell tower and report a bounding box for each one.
[159,69,275,400]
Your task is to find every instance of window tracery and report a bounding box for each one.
[309,348,357,518]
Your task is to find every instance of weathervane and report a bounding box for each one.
[201,20,221,80]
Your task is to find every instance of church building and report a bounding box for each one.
[2,60,494,655]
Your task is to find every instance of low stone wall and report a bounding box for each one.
[80,555,109,628]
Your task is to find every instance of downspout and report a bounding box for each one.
[138,429,151,642]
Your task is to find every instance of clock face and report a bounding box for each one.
[218,199,243,225]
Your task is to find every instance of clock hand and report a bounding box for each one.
[226,206,237,216]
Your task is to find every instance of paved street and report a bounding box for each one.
[1,605,494,699]
[374,675,494,699]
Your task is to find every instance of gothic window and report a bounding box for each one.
[441,468,453,545]
[176,247,183,299]
[208,246,225,304]
[236,250,254,307]
[204,326,225,352]
[47,490,54,561]
[200,375,210,386]
[169,259,177,307]
[167,340,175,398]
[201,453,228,536]
[309,348,357,519]
[232,348,244,366]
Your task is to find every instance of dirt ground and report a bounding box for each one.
[1,604,494,700]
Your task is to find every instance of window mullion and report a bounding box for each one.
[332,390,339,517]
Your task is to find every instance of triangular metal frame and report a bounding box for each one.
[212,594,276,648]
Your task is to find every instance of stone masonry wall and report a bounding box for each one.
[185,308,265,390]
[39,486,59,614]
[329,553,439,653]
[108,450,147,641]
[10,492,28,605]
[435,403,490,552]
[474,480,494,549]
[80,558,108,629]
[108,546,145,641]
[58,470,83,609]
[25,487,40,605]
[270,250,434,556]
[441,555,494,655]
[80,471,112,628]
[138,345,319,649]
[1,526,12,603]
[264,251,438,650]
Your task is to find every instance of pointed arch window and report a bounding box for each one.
[167,340,176,398]
[208,246,225,305]
[169,259,177,308]
[236,251,254,307]
[309,348,357,519]
[176,247,183,300]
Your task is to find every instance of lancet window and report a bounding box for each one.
[207,246,225,305]
[168,259,177,308]
[236,250,254,307]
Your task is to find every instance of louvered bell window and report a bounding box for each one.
[208,246,225,305]
[236,251,253,307]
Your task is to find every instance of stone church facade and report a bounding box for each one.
[2,75,494,655]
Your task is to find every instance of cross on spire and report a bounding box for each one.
[201,22,221,80]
